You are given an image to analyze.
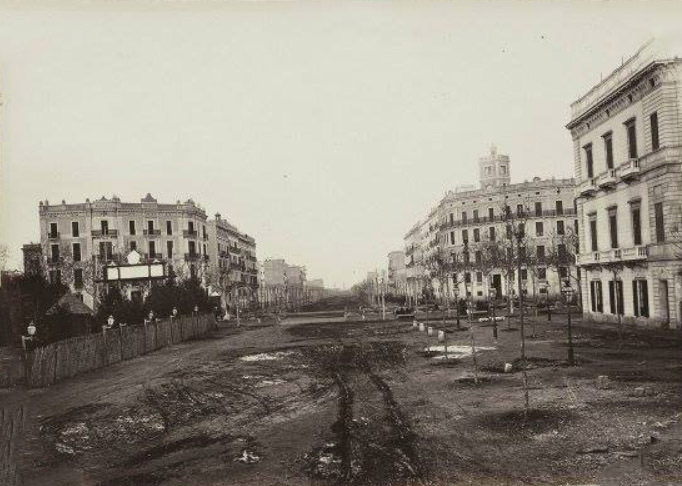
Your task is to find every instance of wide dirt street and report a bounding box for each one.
[3,312,682,486]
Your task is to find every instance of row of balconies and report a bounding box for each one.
[579,158,641,197]
[439,208,577,231]
[575,245,648,265]
[48,228,208,239]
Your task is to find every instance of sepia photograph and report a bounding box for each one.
[0,1,682,485]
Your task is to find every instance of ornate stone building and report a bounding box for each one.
[38,194,209,308]
[206,213,258,310]
[404,146,578,304]
[567,38,682,328]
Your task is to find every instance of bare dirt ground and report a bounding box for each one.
[3,312,682,486]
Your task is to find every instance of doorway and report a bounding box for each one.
[660,280,670,325]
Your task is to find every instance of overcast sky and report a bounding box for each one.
[0,1,679,288]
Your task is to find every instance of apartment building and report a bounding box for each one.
[567,39,682,328]
[206,213,258,310]
[39,194,209,308]
[404,146,578,304]
[260,258,307,309]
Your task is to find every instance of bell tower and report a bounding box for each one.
[478,144,511,190]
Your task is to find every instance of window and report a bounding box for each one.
[167,220,173,235]
[558,243,567,262]
[633,279,649,317]
[462,229,469,245]
[500,165,507,175]
[449,213,454,225]
[518,223,525,239]
[557,220,565,235]
[521,269,528,280]
[475,250,482,264]
[49,223,58,238]
[488,207,494,220]
[625,118,638,159]
[148,220,155,233]
[72,243,81,262]
[72,221,79,237]
[149,241,156,257]
[538,267,547,280]
[464,252,470,265]
[129,220,136,235]
[608,280,624,315]
[189,240,197,256]
[203,244,207,255]
[450,231,455,245]
[631,202,642,246]
[99,241,113,261]
[485,166,492,175]
[559,266,568,278]
[518,246,527,261]
[130,241,137,252]
[506,224,512,239]
[473,228,480,243]
[489,227,495,241]
[74,269,83,289]
[188,221,195,234]
[536,221,544,237]
[603,132,614,169]
[650,112,659,151]
[590,281,603,313]
[461,211,467,224]
[655,202,665,242]
[167,241,173,258]
[516,204,524,216]
[536,245,545,261]
[203,226,207,239]
[473,210,479,223]
[101,220,109,235]
[476,272,482,283]
[535,202,542,217]
[465,272,471,283]
[589,215,598,252]
[608,207,618,249]
[584,143,594,178]
[51,244,60,262]
[556,200,563,216]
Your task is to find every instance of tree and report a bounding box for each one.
[545,227,581,308]
[0,244,8,273]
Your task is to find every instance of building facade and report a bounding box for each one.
[38,194,209,308]
[405,146,578,304]
[260,258,308,309]
[206,213,258,310]
[567,39,682,328]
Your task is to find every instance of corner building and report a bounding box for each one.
[39,194,209,309]
[437,146,578,301]
[567,39,682,328]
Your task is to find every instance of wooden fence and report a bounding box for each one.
[0,406,24,486]
[25,314,217,388]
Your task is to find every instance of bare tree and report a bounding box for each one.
[0,244,8,272]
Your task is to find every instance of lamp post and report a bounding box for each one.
[489,287,498,340]
[172,307,178,318]
[562,284,575,366]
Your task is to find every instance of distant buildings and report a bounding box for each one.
[567,39,682,328]
[403,146,578,304]
[260,258,322,309]
[387,250,407,296]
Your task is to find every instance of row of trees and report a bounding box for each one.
[423,203,580,314]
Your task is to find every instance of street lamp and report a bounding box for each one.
[488,287,498,339]
[107,315,115,328]
[27,321,36,338]
[172,307,178,318]
[148,310,155,322]
[562,284,575,366]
